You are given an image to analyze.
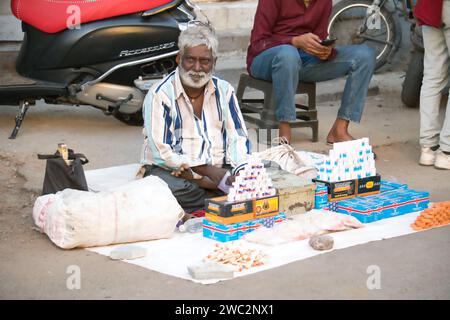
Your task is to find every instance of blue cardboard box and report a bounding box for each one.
[202,220,241,242]
[315,183,328,209]
[330,188,429,223]
[380,180,408,193]
[203,213,286,242]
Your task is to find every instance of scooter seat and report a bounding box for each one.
[11,0,180,34]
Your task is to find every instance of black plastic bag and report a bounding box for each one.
[38,149,89,195]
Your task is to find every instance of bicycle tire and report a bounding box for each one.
[328,0,401,70]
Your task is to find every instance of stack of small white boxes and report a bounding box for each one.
[227,158,277,202]
[203,158,285,242]
[316,138,376,182]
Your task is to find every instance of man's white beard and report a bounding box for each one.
[179,66,213,89]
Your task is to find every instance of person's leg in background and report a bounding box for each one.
[251,45,301,143]
[298,44,376,143]
[251,44,376,144]
[436,1,450,169]
[419,2,450,169]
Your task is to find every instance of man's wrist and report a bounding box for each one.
[291,35,301,48]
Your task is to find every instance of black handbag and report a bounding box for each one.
[38,149,89,195]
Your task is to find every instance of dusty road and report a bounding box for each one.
[0,71,449,299]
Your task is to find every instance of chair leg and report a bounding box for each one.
[312,121,319,142]
[261,91,273,121]
[236,74,247,103]
[267,127,273,146]
[309,85,317,113]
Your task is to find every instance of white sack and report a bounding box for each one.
[32,176,184,249]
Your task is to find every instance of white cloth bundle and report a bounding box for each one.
[253,138,317,179]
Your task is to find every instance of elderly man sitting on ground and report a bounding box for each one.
[141,24,251,213]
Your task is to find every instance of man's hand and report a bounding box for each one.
[171,165,218,189]
[226,174,235,186]
[291,33,332,60]
[171,163,194,180]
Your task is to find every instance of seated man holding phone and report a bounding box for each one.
[247,0,376,144]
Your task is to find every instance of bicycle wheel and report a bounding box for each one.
[328,0,401,70]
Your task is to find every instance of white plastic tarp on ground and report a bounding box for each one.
[84,163,433,284]
[86,211,428,284]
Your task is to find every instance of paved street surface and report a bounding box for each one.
[0,70,449,299]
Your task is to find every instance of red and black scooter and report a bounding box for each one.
[0,0,198,138]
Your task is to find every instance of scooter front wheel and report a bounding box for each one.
[113,110,143,126]
[328,0,401,70]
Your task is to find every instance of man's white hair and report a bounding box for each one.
[178,24,218,58]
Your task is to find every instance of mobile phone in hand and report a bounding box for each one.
[320,38,337,46]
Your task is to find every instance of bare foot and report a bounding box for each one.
[326,118,354,143]
[326,132,354,144]
[278,122,291,144]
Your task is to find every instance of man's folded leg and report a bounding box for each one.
[143,165,207,213]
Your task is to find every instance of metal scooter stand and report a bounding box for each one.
[97,93,133,116]
[9,101,30,139]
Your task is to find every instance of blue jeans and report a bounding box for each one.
[250,44,376,123]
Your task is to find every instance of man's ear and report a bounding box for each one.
[214,57,218,67]
[176,54,181,65]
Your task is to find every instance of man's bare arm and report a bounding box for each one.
[191,165,229,186]
[171,164,226,190]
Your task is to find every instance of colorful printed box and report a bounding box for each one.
[314,174,381,202]
[202,220,240,242]
[380,180,408,193]
[314,183,328,209]
[205,195,279,218]
[204,211,278,225]
[203,213,286,242]
[330,188,430,223]
[205,196,253,217]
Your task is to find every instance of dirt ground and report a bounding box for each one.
[0,71,449,300]
[0,155,40,248]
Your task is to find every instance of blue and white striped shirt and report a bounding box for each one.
[141,68,251,170]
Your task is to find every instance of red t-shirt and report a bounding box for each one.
[414,0,444,28]
[247,0,332,74]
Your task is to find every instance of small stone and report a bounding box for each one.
[309,235,334,251]
[109,245,146,260]
[187,261,235,280]
[31,227,42,233]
